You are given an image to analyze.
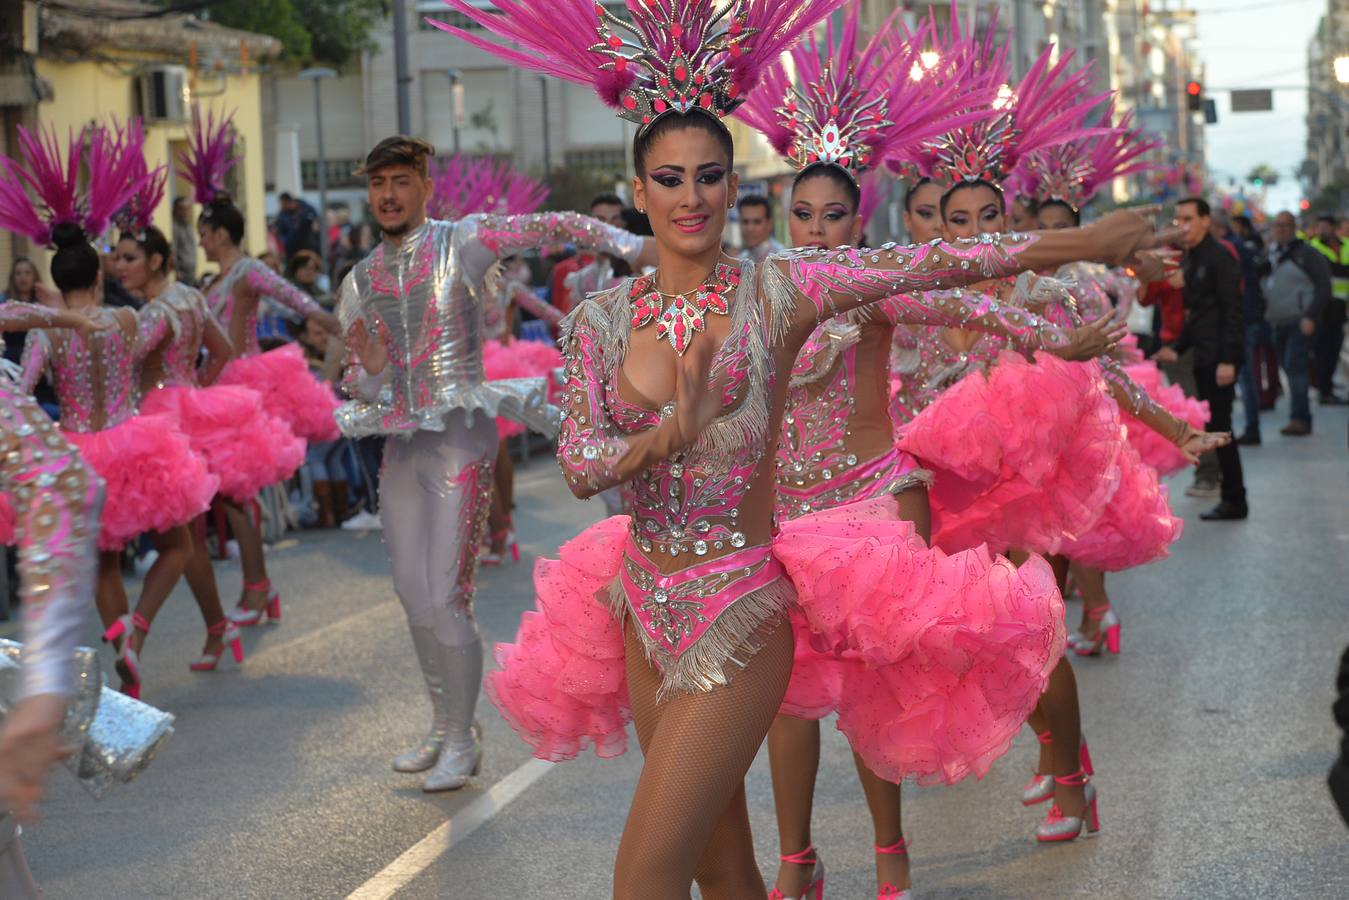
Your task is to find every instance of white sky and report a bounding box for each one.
[1192,0,1323,211]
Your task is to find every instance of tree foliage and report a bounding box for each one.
[1246,163,1280,187]
[166,0,387,70]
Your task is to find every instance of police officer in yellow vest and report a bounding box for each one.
[1310,214,1349,404]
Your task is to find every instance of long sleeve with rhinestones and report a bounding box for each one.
[1,378,99,699]
[461,213,646,289]
[207,258,325,357]
[0,301,68,332]
[779,238,1073,351]
[556,311,681,499]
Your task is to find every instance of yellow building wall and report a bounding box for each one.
[32,56,271,279]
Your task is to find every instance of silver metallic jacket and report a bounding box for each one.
[335,213,644,439]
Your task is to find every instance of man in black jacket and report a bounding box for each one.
[1156,197,1247,520]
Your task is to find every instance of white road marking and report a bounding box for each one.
[346,758,555,899]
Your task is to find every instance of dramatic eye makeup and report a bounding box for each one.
[649,163,726,188]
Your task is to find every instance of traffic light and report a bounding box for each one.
[1186,80,1203,112]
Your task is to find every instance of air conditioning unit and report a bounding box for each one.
[137,66,189,123]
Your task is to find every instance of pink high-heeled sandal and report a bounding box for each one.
[228,579,281,627]
[189,618,245,671]
[875,836,911,899]
[102,611,149,699]
[1073,603,1121,656]
[1035,769,1099,842]
[767,846,825,900]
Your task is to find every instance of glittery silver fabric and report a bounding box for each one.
[336,213,643,440]
[0,639,174,799]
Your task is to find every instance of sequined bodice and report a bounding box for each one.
[138,283,215,390]
[206,257,322,357]
[21,307,139,432]
[564,263,774,564]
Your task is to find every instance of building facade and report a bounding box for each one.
[1304,1,1349,213]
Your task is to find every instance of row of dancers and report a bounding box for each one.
[0,1,1229,898]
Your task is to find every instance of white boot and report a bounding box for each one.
[422,641,483,793]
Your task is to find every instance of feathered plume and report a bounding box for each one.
[0,125,84,245]
[101,118,168,234]
[1014,101,1160,209]
[897,2,1107,188]
[735,4,995,186]
[429,155,550,220]
[428,0,849,133]
[177,105,239,205]
[0,124,150,247]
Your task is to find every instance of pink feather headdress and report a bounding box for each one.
[736,9,987,181]
[428,0,850,135]
[429,156,550,220]
[0,124,149,247]
[105,118,168,235]
[177,106,239,205]
[1014,101,1160,210]
[898,5,1107,190]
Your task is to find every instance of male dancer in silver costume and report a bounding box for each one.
[336,137,652,791]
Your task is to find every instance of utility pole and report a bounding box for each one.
[392,0,412,134]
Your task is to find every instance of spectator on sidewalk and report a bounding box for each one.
[736,194,782,265]
[1263,211,1332,437]
[1233,214,1282,413]
[549,192,625,316]
[1308,214,1349,405]
[1155,197,1247,520]
[275,192,322,261]
[1214,210,1269,445]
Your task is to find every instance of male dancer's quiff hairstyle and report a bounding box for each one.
[357,136,436,178]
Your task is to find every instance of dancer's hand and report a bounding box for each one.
[1056,314,1127,361]
[1153,346,1179,365]
[670,337,731,453]
[1087,210,1184,266]
[348,319,389,375]
[1177,424,1230,463]
[1130,248,1180,284]
[0,694,73,824]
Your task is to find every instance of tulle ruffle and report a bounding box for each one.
[1122,361,1210,476]
[1060,442,1183,571]
[64,415,218,551]
[141,384,305,503]
[218,344,341,443]
[774,497,1066,785]
[484,339,564,438]
[898,352,1124,555]
[484,515,633,762]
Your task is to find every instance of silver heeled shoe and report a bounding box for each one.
[1035,772,1099,843]
[393,626,449,773]
[421,641,484,792]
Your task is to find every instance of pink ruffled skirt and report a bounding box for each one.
[488,499,1065,786]
[482,340,533,440]
[897,352,1124,555]
[217,344,340,443]
[1121,362,1210,477]
[142,384,305,503]
[63,415,219,551]
[1059,442,1183,571]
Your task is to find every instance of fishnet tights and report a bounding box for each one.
[613,616,794,899]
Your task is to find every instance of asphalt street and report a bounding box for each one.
[18,403,1349,899]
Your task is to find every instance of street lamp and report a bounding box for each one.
[298,67,337,277]
[1335,56,1349,85]
[446,69,463,154]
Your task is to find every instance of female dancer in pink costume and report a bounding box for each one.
[2,125,218,698]
[1016,116,1209,658]
[176,107,341,626]
[888,43,1225,839]
[732,9,1121,897]
[114,145,305,668]
[436,0,1174,893]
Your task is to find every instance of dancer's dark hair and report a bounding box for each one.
[199,192,245,244]
[633,112,735,179]
[50,223,100,293]
[793,165,861,213]
[119,225,172,275]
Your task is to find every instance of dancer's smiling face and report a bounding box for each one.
[788,168,861,251]
[632,118,738,259]
[942,182,1005,240]
[367,163,432,239]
